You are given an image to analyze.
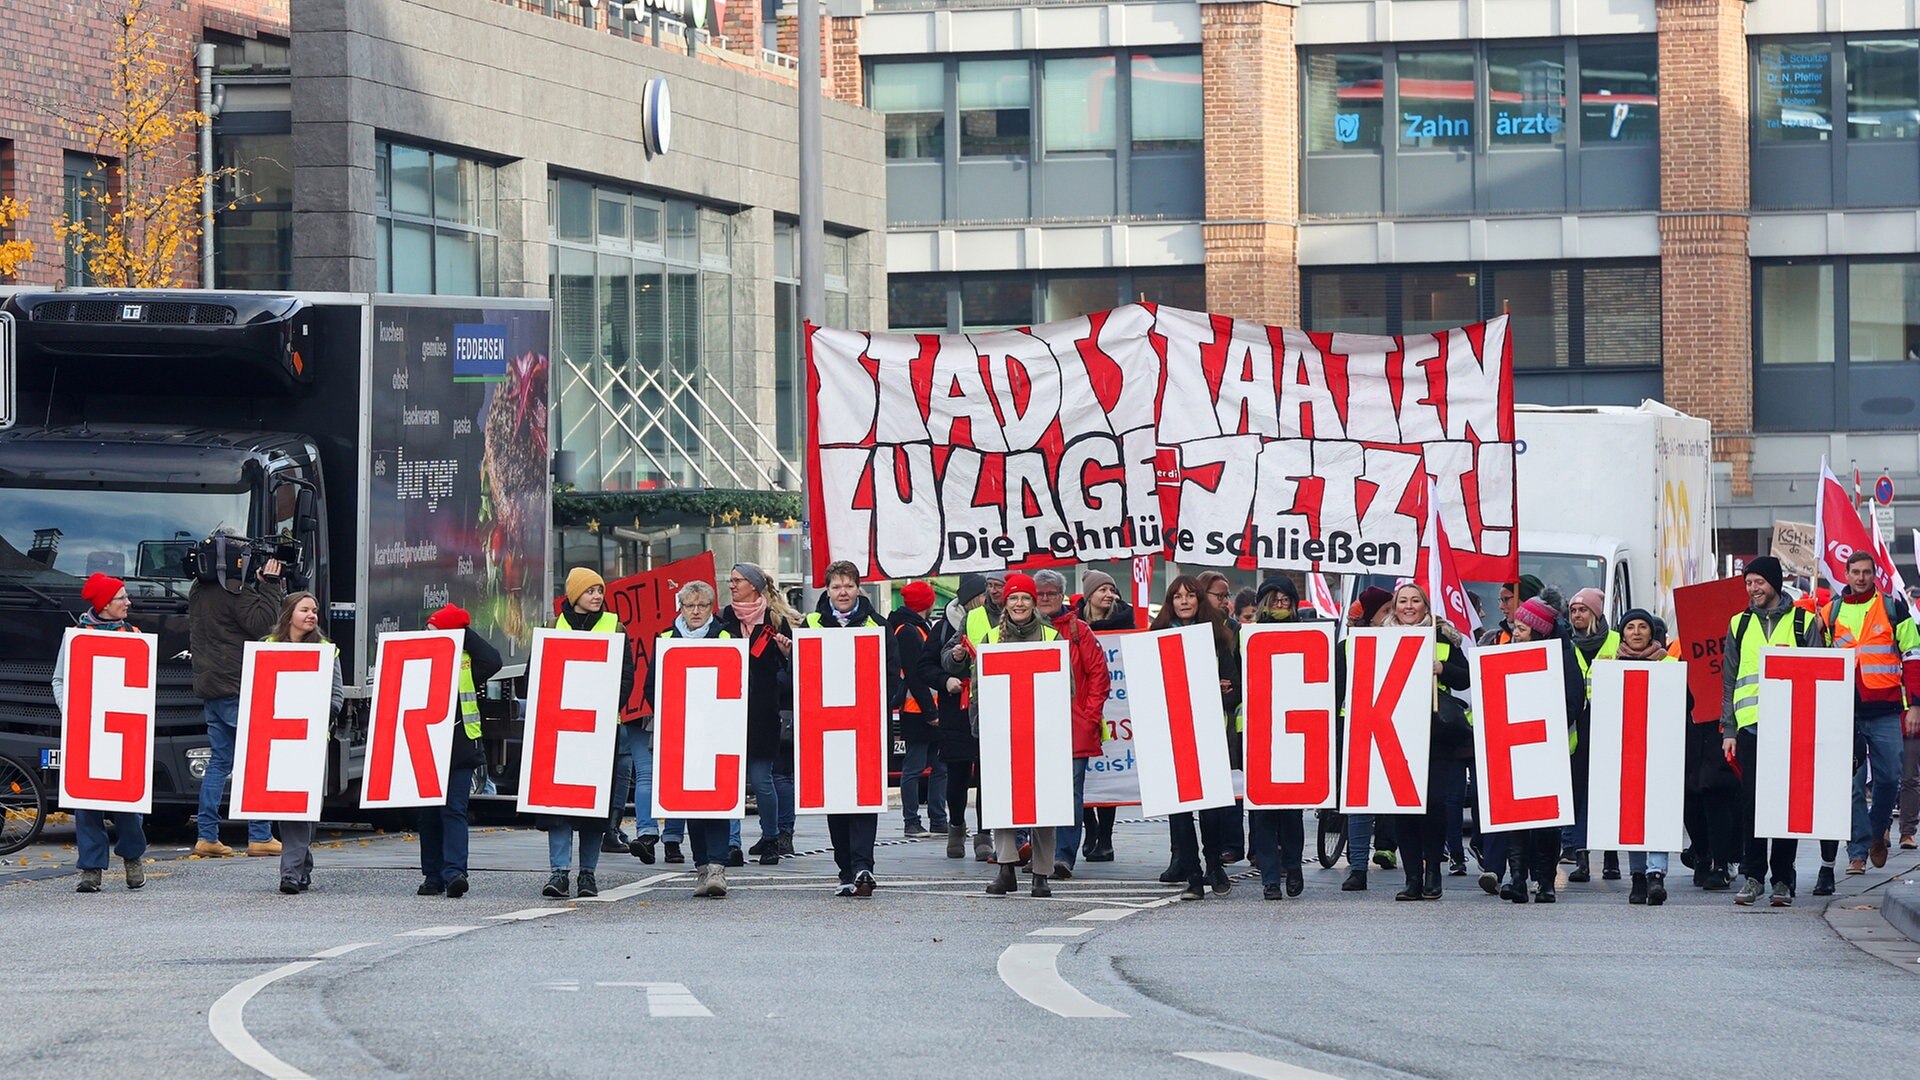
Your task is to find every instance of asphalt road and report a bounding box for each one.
[5,814,1917,1079]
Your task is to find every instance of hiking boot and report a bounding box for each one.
[1208,862,1232,895]
[1179,877,1205,901]
[1285,866,1303,898]
[417,880,444,896]
[1341,868,1367,891]
[1053,861,1074,881]
[1263,883,1285,900]
[193,839,234,858]
[446,875,469,899]
[728,846,746,868]
[1629,872,1648,905]
[1871,834,1889,868]
[576,871,600,898]
[1030,873,1051,898]
[1733,876,1764,906]
[748,836,773,856]
[1769,879,1794,907]
[693,865,714,897]
[758,846,781,866]
[1602,852,1621,881]
[986,864,1017,896]
[76,868,102,893]
[708,866,727,897]
[947,825,967,859]
[601,831,628,853]
[247,839,282,857]
[1646,872,1667,907]
[662,841,685,864]
[776,832,795,857]
[630,834,658,864]
[1812,866,1836,896]
[542,870,570,898]
[854,870,877,898]
[123,858,145,890]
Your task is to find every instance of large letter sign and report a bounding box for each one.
[1341,628,1432,814]
[1120,625,1236,816]
[1586,660,1687,851]
[977,640,1074,829]
[517,628,621,818]
[1469,641,1574,833]
[361,630,463,809]
[1754,647,1855,840]
[792,626,888,814]
[234,641,334,821]
[55,628,157,813]
[652,638,748,819]
[1242,623,1336,810]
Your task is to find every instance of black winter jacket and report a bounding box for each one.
[716,608,794,761]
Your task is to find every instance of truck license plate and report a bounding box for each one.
[40,748,61,769]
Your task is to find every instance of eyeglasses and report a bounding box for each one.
[1208,590,1230,601]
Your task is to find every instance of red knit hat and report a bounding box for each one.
[427,603,472,630]
[1003,573,1037,599]
[1514,597,1557,637]
[901,581,936,613]
[81,573,125,614]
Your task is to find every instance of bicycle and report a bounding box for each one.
[1315,806,1346,869]
[0,754,47,856]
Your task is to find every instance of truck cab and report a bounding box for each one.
[1461,530,1634,631]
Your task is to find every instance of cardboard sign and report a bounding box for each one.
[55,629,157,814]
[651,637,748,820]
[1753,647,1855,840]
[1673,576,1751,725]
[600,552,717,722]
[1241,622,1337,810]
[516,628,622,818]
[1340,627,1434,814]
[233,641,334,822]
[1469,641,1575,833]
[1770,520,1817,579]
[360,630,463,809]
[1119,625,1236,817]
[1586,660,1687,852]
[1082,631,1140,807]
[792,626,888,814]
[977,640,1074,829]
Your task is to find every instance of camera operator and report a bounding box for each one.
[188,531,287,858]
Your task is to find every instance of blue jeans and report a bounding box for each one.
[628,735,688,843]
[747,756,795,841]
[547,819,604,872]
[1055,758,1089,867]
[1628,850,1670,875]
[900,740,948,830]
[1851,711,1903,861]
[75,809,146,870]
[419,765,476,886]
[197,697,271,844]
[687,818,733,866]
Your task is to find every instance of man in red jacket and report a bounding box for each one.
[1034,569,1111,879]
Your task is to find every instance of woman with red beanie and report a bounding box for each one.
[1501,597,1585,903]
[889,580,947,841]
[52,574,149,893]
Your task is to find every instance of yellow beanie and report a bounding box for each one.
[565,567,606,607]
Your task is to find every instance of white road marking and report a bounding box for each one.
[996,944,1127,1018]
[208,961,322,1079]
[543,981,581,992]
[1029,927,1092,937]
[596,981,713,1017]
[575,872,684,902]
[1070,908,1136,921]
[309,943,374,959]
[1176,1051,1344,1079]
[486,907,573,921]
[395,925,479,938]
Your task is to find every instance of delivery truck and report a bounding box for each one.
[0,289,551,852]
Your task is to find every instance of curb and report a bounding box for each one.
[1886,884,1920,944]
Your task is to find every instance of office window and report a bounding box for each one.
[1848,261,1920,362]
[213,119,293,290]
[1402,267,1480,335]
[961,275,1035,329]
[1398,51,1475,148]
[1580,40,1660,143]
[376,140,498,296]
[1305,51,1385,152]
[1043,56,1118,153]
[1582,264,1662,366]
[1489,266,1569,368]
[1757,262,1835,363]
[1044,275,1118,322]
[1845,38,1920,141]
[1131,53,1202,151]
[888,276,948,331]
[1131,269,1205,311]
[1488,45,1567,146]
[62,152,110,287]
[871,62,945,161]
[958,59,1031,157]
[1306,271,1390,335]
[1756,42,1834,141]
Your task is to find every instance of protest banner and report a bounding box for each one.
[976,640,1074,829]
[1585,660,1687,852]
[1753,647,1855,840]
[1340,627,1434,814]
[54,629,157,814]
[360,630,463,809]
[1241,623,1337,810]
[1673,576,1750,725]
[806,306,1516,584]
[792,626,888,814]
[558,552,717,722]
[1120,625,1236,817]
[233,641,334,821]
[1469,641,1575,833]
[517,628,621,818]
[1082,631,1140,807]
[652,637,748,820]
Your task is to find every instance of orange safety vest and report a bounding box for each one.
[1827,594,1902,691]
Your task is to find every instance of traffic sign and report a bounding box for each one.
[1875,473,1894,506]
[1876,502,1896,539]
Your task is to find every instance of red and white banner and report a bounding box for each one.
[1414,473,1481,638]
[651,638,748,820]
[1306,572,1339,621]
[1242,623,1337,810]
[1469,641,1575,833]
[1815,457,1897,594]
[54,629,157,814]
[976,640,1075,829]
[233,641,334,821]
[1119,625,1236,816]
[1754,647,1856,840]
[1586,660,1687,852]
[792,627,888,814]
[360,630,463,809]
[806,306,1517,583]
[1340,627,1434,814]
[1872,510,1909,597]
[517,628,622,818]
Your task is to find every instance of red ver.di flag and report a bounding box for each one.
[1469,641,1575,833]
[652,638,748,820]
[54,628,157,814]
[792,627,889,814]
[977,640,1074,829]
[1754,647,1855,840]
[361,630,463,809]
[1120,625,1236,817]
[518,628,621,818]
[1341,627,1434,814]
[1585,660,1687,852]
[1241,623,1337,810]
[233,641,334,822]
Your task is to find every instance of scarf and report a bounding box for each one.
[731,596,766,637]
[77,611,132,632]
[1614,638,1668,661]
[673,614,712,638]
[1571,615,1612,655]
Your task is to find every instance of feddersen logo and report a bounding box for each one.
[452,323,508,383]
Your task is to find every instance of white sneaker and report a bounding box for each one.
[833,882,856,897]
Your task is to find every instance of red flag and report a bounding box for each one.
[1414,474,1481,637]
[1814,457,1896,594]
[1307,571,1339,621]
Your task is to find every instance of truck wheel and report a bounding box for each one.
[0,755,46,856]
